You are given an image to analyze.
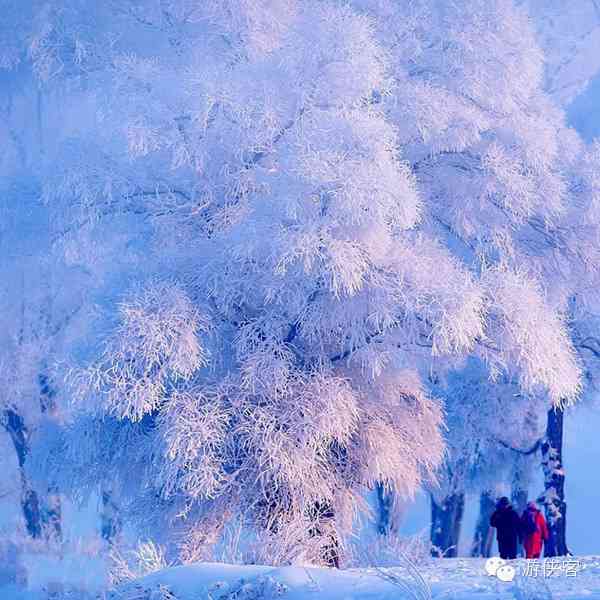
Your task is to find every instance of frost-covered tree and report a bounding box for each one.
[0,193,85,540]
[0,75,78,540]
[535,142,600,556]
[351,0,600,556]
[2,0,595,565]
[521,5,600,555]
[426,360,545,557]
[0,15,147,541]
[2,0,449,564]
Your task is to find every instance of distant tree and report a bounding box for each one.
[0,19,147,540]
[0,196,77,540]
[525,0,600,106]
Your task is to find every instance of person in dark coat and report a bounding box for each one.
[520,501,549,559]
[490,496,521,559]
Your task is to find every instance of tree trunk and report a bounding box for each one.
[430,492,465,557]
[511,477,528,557]
[38,369,63,542]
[376,482,394,535]
[308,501,340,568]
[2,368,63,541]
[42,484,62,542]
[471,491,495,557]
[541,406,569,556]
[100,489,122,543]
[511,487,528,518]
[3,409,43,538]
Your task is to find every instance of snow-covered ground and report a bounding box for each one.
[107,557,600,600]
[4,557,599,600]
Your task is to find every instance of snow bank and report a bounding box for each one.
[3,556,600,599]
[109,557,600,600]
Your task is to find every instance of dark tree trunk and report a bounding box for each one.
[511,478,528,557]
[376,482,394,535]
[42,484,62,542]
[3,409,43,538]
[471,491,495,557]
[430,492,465,557]
[511,488,528,517]
[2,370,63,541]
[308,501,340,568]
[100,489,122,543]
[541,406,569,556]
[38,369,62,542]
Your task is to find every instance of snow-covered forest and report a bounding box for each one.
[2,1,600,599]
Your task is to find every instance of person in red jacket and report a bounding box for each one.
[520,501,549,558]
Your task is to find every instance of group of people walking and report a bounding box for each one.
[490,497,549,559]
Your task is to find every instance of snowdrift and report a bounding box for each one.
[110,557,600,600]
